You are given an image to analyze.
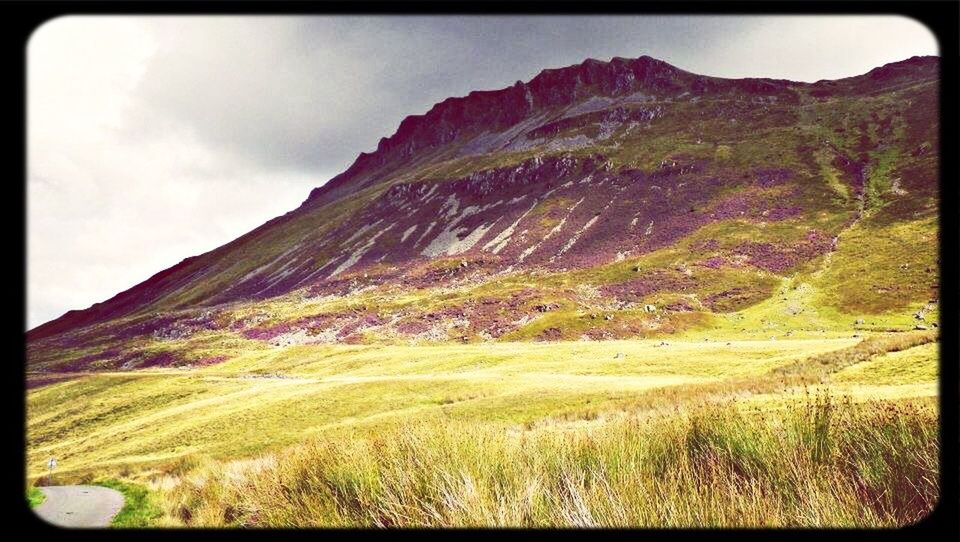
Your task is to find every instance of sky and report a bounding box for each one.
[26,15,939,329]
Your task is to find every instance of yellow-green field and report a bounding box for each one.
[26,331,939,527]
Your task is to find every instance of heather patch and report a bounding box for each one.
[689,238,720,252]
[134,350,185,369]
[242,323,295,342]
[401,257,497,289]
[150,311,223,341]
[193,355,230,367]
[696,256,727,269]
[390,289,546,341]
[703,287,772,313]
[600,270,698,303]
[514,308,710,342]
[306,273,393,298]
[732,230,833,274]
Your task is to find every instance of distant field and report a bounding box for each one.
[27,337,856,477]
[26,331,939,527]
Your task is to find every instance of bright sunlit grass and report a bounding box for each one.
[26,332,939,527]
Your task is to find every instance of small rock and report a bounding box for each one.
[854,319,865,325]
[914,324,928,331]
[604,315,614,321]
[614,352,625,359]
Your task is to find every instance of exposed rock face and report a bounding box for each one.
[306,56,789,208]
[306,55,936,209]
[27,54,940,367]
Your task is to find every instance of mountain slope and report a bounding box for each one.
[27,55,939,371]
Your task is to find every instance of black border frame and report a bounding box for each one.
[7,1,958,540]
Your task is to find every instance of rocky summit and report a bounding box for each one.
[27,55,939,370]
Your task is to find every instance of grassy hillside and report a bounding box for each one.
[27,57,938,358]
[27,337,858,477]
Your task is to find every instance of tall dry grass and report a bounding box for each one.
[774,330,938,377]
[162,390,938,528]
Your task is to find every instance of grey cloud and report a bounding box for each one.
[123,16,753,175]
[124,16,936,178]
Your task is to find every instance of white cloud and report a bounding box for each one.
[27,17,325,328]
[678,15,938,81]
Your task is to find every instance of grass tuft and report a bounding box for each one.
[162,393,938,528]
[27,487,45,508]
[95,479,163,528]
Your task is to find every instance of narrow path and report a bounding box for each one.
[33,485,124,528]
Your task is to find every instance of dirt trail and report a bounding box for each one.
[32,485,124,528]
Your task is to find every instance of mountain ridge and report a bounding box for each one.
[305,54,938,209]
[27,54,939,358]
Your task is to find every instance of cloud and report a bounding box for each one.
[27,17,326,328]
[127,18,381,174]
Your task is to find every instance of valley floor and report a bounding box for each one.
[26,332,939,527]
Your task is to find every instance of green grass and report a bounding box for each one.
[812,216,938,314]
[95,479,163,528]
[834,342,938,386]
[813,148,851,202]
[27,487,45,508]
[864,148,900,212]
[161,392,938,528]
[29,337,867,480]
[500,308,714,341]
[25,332,940,527]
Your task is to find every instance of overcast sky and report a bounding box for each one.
[27,15,938,329]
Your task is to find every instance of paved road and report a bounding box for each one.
[33,485,125,528]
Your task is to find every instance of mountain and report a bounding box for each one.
[27,55,940,371]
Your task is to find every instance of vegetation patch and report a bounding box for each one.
[27,487,45,508]
[833,342,938,386]
[95,479,163,528]
[163,393,938,528]
[813,216,938,314]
